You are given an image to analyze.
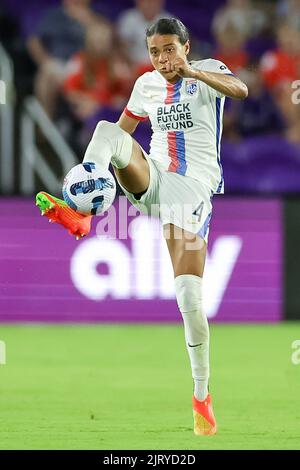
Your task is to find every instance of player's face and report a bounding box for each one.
[147,34,189,82]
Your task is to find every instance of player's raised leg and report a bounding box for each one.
[83,121,150,195]
[36,121,150,237]
[164,224,217,436]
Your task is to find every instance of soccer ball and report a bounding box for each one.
[62,162,116,215]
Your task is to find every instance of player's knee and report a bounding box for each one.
[95,120,117,135]
[174,274,202,313]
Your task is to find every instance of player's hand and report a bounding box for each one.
[161,59,196,79]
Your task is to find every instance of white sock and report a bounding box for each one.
[83,121,133,169]
[174,274,209,402]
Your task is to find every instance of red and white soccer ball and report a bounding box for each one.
[62,163,116,215]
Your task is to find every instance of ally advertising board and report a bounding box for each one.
[0,197,282,323]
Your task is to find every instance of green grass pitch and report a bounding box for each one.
[0,323,299,450]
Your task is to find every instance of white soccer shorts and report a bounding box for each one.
[117,151,214,243]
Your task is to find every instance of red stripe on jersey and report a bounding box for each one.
[165,83,175,104]
[124,107,148,121]
[167,132,179,172]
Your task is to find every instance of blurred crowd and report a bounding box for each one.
[1,0,300,153]
[213,0,300,144]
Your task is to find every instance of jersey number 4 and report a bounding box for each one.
[192,201,204,222]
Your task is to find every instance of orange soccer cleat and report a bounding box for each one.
[193,394,217,436]
[35,191,92,239]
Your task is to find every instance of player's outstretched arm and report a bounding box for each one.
[162,58,248,100]
[189,70,248,100]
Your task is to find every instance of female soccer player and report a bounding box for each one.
[37,18,248,435]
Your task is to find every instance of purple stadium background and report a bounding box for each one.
[0,197,282,323]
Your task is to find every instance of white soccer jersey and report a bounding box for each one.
[124,59,233,194]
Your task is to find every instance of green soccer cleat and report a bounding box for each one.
[35,191,92,239]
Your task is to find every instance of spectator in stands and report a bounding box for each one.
[260,22,300,142]
[213,0,275,62]
[61,22,133,151]
[213,24,249,74]
[117,0,172,77]
[212,0,268,39]
[223,62,284,140]
[27,0,104,117]
[62,22,132,121]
